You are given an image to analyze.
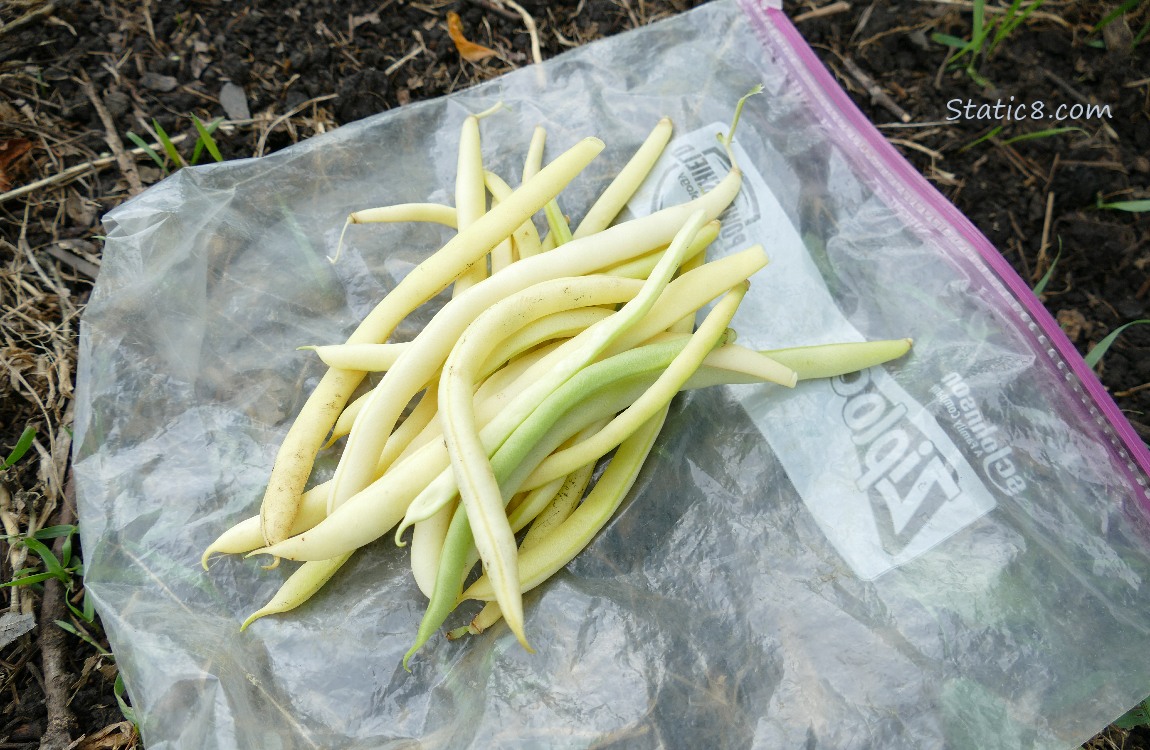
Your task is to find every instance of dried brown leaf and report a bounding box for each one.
[74,720,138,750]
[0,138,32,192]
[446,11,498,63]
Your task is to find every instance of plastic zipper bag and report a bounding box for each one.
[74,1,1150,747]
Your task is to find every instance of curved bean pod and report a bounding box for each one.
[462,407,665,602]
[329,164,740,517]
[408,291,742,660]
[260,135,606,545]
[573,116,673,238]
[434,219,707,648]
[518,284,748,492]
[240,553,353,631]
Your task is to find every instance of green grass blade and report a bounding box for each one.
[1133,18,1150,47]
[960,125,1004,152]
[190,135,206,165]
[55,620,112,656]
[60,532,73,568]
[152,119,184,169]
[1084,320,1150,368]
[1097,199,1150,213]
[998,0,1023,31]
[114,673,138,726]
[1011,0,1046,29]
[1114,697,1150,729]
[124,132,165,169]
[2,425,36,469]
[20,537,64,577]
[66,598,92,623]
[0,570,59,587]
[931,32,972,49]
[191,116,224,164]
[990,0,1046,55]
[31,524,78,540]
[933,32,977,65]
[1094,0,1142,31]
[1032,246,1060,297]
[1000,126,1086,145]
[971,0,990,53]
[965,62,991,88]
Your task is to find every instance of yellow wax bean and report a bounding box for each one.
[260,136,606,545]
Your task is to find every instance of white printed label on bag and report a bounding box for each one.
[628,123,997,580]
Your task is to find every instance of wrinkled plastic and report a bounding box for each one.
[74,1,1150,748]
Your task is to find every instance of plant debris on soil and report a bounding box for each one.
[0,1,1147,748]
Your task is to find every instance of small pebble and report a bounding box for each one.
[140,72,179,92]
[220,82,251,120]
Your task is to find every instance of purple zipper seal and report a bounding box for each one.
[738,0,1150,506]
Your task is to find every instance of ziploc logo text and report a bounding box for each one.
[799,368,998,580]
[931,372,1027,497]
[834,369,964,558]
[630,121,1000,580]
[648,140,762,252]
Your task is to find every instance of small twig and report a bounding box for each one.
[1044,150,1060,191]
[842,57,912,123]
[1136,276,1150,301]
[849,1,875,43]
[493,0,544,66]
[255,94,338,157]
[1115,381,1150,398]
[616,0,641,28]
[886,137,944,160]
[43,245,100,280]
[384,36,427,76]
[1040,69,1093,107]
[993,140,1047,183]
[37,490,77,750]
[1037,68,1120,141]
[79,76,144,195]
[914,0,1069,26]
[1035,191,1055,279]
[932,41,950,89]
[18,223,72,311]
[1005,208,1029,275]
[0,485,28,616]
[141,0,157,45]
[794,1,851,24]
[551,16,580,48]
[1054,160,1130,173]
[465,0,519,21]
[0,128,229,205]
[0,152,126,205]
[0,1,56,37]
[877,120,957,129]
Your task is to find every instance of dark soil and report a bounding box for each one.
[799,1,1150,435]
[0,1,1146,748]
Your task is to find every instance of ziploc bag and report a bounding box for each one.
[73,0,1150,747]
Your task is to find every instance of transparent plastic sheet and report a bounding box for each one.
[72,1,1150,747]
